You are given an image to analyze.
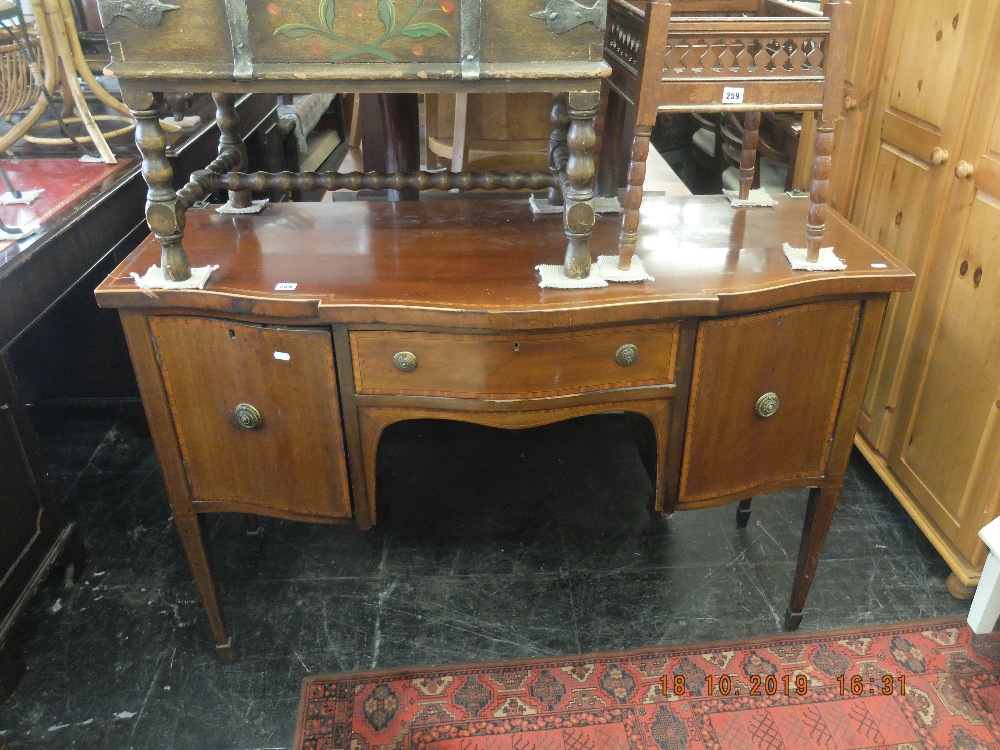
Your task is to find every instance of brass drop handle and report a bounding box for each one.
[843,96,858,112]
[955,161,975,180]
[755,392,780,419]
[234,403,262,429]
[393,351,418,372]
[929,147,949,166]
[614,343,639,367]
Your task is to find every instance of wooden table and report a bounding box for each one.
[98,0,609,280]
[96,194,913,660]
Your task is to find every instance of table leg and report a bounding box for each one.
[174,514,233,662]
[736,498,753,530]
[739,112,761,200]
[563,91,599,279]
[617,123,649,271]
[213,93,252,210]
[595,80,627,201]
[123,89,190,282]
[243,513,264,551]
[547,93,569,207]
[785,484,839,630]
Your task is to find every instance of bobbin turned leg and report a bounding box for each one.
[213,93,252,210]
[123,89,190,281]
[617,125,649,271]
[562,91,599,279]
[547,93,569,207]
[738,112,761,200]
[805,117,835,262]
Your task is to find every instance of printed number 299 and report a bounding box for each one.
[723,87,744,104]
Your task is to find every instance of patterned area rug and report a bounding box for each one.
[294,619,1000,749]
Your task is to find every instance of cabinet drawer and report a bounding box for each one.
[150,317,352,518]
[679,301,860,504]
[350,325,679,399]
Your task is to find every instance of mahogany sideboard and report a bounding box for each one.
[96,195,912,660]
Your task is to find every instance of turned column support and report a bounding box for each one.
[806,121,835,262]
[547,92,570,207]
[739,111,761,200]
[617,124,650,271]
[123,89,190,281]
[213,92,252,209]
[562,90,599,279]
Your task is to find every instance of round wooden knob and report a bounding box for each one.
[234,403,262,429]
[955,161,975,180]
[393,351,418,372]
[614,343,639,366]
[755,392,780,419]
[929,147,949,166]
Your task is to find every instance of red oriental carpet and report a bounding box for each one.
[294,619,1000,750]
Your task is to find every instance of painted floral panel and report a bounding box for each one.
[260,0,458,63]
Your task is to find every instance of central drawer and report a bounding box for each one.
[350,325,679,399]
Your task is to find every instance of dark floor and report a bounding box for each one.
[0,409,972,750]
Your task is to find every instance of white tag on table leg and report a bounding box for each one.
[274,352,291,361]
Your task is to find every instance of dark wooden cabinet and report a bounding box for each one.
[0,357,84,701]
[0,93,294,696]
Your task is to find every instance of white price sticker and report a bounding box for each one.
[275,282,298,291]
[871,263,888,269]
[722,87,745,104]
[274,352,291,361]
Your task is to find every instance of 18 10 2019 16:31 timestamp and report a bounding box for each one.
[661,674,907,696]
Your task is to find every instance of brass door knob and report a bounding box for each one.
[955,161,975,180]
[755,392,780,419]
[234,403,262,429]
[614,343,639,366]
[929,147,949,166]
[393,351,418,372]
[843,96,858,112]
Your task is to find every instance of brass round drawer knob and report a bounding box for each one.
[615,343,639,367]
[393,351,418,373]
[755,392,780,419]
[234,403,262,429]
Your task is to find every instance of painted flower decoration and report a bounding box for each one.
[274,0,452,62]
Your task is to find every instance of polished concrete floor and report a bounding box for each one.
[0,410,971,749]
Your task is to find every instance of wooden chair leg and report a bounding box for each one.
[618,124,650,270]
[739,112,761,200]
[806,116,835,262]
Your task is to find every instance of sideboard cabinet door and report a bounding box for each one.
[678,301,860,505]
[149,317,352,519]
